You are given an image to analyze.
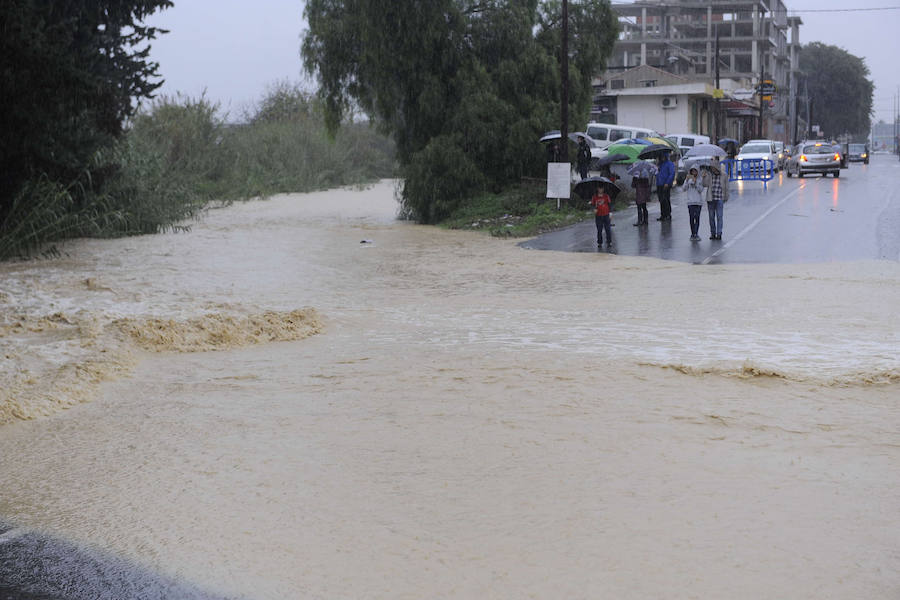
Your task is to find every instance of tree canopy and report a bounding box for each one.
[800,42,874,139]
[0,0,172,223]
[302,0,618,223]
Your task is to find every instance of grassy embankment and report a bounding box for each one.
[0,92,396,260]
[440,179,630,238]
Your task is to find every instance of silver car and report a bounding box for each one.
[785,141,842,178]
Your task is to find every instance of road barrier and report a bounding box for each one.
[723,158,775,188]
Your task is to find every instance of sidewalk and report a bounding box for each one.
[520,198,727,264]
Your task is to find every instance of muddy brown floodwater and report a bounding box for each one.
[1,180,898,599]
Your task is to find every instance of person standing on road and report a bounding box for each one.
[631,175,650,226]
[655,152,675,221]
[577,136,591,180]
[590,188,612,248]
[702,156,729,240]
[681,167,706,241]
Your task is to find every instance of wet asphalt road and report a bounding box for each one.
[521,153,900,264]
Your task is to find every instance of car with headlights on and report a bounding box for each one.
[785,141,842,178]
[736,139,777,175]
[847,143,869,164]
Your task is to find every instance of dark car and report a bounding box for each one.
[785,141,842,178]
[847,143,870,164]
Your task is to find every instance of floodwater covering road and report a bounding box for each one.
[1,173,899,599]
[523,153,900,264]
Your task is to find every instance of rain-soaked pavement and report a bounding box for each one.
[521,154,900,264]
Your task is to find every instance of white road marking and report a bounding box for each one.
[702,181,808,265]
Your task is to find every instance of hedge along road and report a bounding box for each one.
[521,153,900,264]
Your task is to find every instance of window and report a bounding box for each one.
[609,129,630,141]
[610,79,625,90]
[639,79,657,88]
[587,126,609,139]
[635,131,650,139]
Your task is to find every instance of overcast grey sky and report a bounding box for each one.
[144,1,900,125]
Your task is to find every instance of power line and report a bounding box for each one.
[788,6,900,13]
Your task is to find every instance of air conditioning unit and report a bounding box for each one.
[661,95,678,109]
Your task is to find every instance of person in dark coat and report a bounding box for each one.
[576,136,591,180]
[547,141,560,163]
[631,176,650,226]
[655,152,675,221]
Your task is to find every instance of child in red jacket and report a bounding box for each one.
[590,190,612,247]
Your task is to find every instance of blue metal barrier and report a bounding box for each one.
[724,158,775,188]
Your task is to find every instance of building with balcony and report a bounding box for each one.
[594,0,804,144]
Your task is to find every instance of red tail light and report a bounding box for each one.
[799,155,808,162]
[833,153,840,161]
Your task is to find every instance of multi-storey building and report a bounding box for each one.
[593,0,804,144]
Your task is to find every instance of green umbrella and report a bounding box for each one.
[605,143,644,164]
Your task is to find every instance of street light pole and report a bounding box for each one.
[560,0,569,163]
[714,24,720,143]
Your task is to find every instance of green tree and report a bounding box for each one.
[0,0,172,224]
[800,42,874,139]
[302,0,618,223]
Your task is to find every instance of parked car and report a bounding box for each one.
[585,122,660,149]
[665,133,711,154]
[666,133,712,184]
[736,139,777,174]
[785,141,842,178]
[847,143,870,164]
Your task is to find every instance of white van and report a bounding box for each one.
[585,122,659,148]
[665,133,711,155]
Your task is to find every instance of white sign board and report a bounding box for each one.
[546,163,571,199]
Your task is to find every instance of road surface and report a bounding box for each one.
[522,153,900,264]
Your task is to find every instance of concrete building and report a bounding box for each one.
[594,0,804,144]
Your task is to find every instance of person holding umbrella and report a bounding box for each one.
[590,187,613,248]
[701,156,729,240]
[573,177,618,247]
[626,160,657,226]
[655,151,675,221]
[681,166,706,241]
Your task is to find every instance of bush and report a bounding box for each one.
[0,88,396,260]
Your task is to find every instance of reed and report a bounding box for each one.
[0,90,396,260]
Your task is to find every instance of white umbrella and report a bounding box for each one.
[626,160,658,179]
[684,144,727,158]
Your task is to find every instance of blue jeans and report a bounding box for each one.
[595,214,611,244]
[707,199,723,236]
[688,204,702,236]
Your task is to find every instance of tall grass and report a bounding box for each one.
[0,87,396,260]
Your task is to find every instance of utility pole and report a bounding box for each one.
[560,0,569,162]
[758,56,765,138]
[714,24,720,143]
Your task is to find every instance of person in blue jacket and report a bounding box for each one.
[655,152,675,221]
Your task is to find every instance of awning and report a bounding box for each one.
[722,100,758,117]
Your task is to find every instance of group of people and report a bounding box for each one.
[628,152,728,241]
[570,136,730,247]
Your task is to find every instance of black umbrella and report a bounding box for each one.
[595,153,630,167]
[573,176,620,201]
[637,144,673,160]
